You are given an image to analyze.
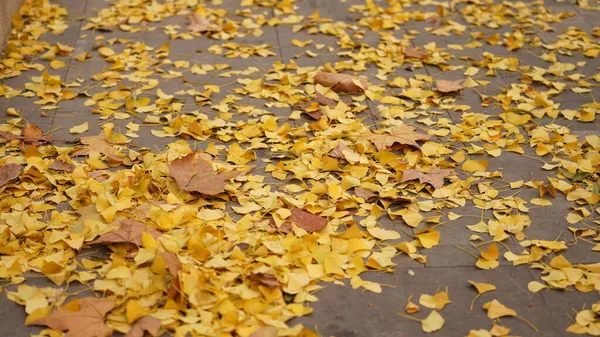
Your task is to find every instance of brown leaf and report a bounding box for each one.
[168,152,240,195]
[328,143,353,159]
[400,168,456,189]
[0,123,53,145]
[0,163,21,187]
[435,80,464,93]
[90,219,161,246]
[367,125,431,150]
[187,13,219,33]
[162,251,181,300]
[290,207,328,232]
[27,297,115,337]
[404,47,426,59]
[49,158,75,172]
[313,71,369,93]
[22,123,44,139]
[354,187,379,202]
[315,92,337,107]
[125,316,161,337]
[73,134,117,156]
[248,273,281,288]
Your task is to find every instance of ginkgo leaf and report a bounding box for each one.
[168,152,240,195]
[366,125,431,150]
[415,228,441,248]
[27,297,115,337]
[421,310,445,333]
[70,122,89,134]
[468,281,496,310]
[0,163,21,187]
[290,207,328,232]
[405,295,420,314]
[90,219,161,246]
[313,71,369,93]
[401,168,456,189]
[483,299,517,319]
[419,288,451,310]
[435,80,464,93]
[125,316,161,337]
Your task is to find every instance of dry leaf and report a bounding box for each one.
[187,13,219,33]
[367,125,431,150]
[0,123,53,145]
[313,71,369,93]
[27,297,115,337]
[125,316,161,337]
[400,168,455,189]
[168,152,240,195]
[248,273,281,288]
[90,219,161,246]
[435,80,464,93]
[249,326,278,337]
[49,159,75,172]
[290,207,328,232]
[0,163,21,187]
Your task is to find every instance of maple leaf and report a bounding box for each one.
[125,316,161,337]
[400,168,456,189]
[366,125,431,150]
[435,80,464,93]
[313,71,369,93]
[27,297,115,337]
[0,163,21,187]
[168,152,240,195]
[90,219,161,246]
[290,207,328,232]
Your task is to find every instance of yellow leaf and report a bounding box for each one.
[69,122,89,134]
[462,160,488,172]
[421,310,445,333]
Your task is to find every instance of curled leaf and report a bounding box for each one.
[313,71,369,93]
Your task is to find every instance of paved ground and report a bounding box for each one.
[0,0,599,336]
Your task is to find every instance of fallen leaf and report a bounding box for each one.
[168,152,240,195]
[27,297,115,337]
[125,316,161,337]
[421,310,445,333]
[483,299,517,319]
[435,80,464,93]
[419,288,451,310]
[405,295,420,314]
[0,163,21,187]
[70,122,89,134]
[90,219,161,246]
[401,168,455,189]
[249,326,278,337]
[313,71,369,93]
[49,159,75,172]
[248,273,281,288]
[290,207,328,232]
[187,13,218,33]
[367,125,431,150]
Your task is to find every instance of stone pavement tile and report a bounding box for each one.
[294,265,560,337]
